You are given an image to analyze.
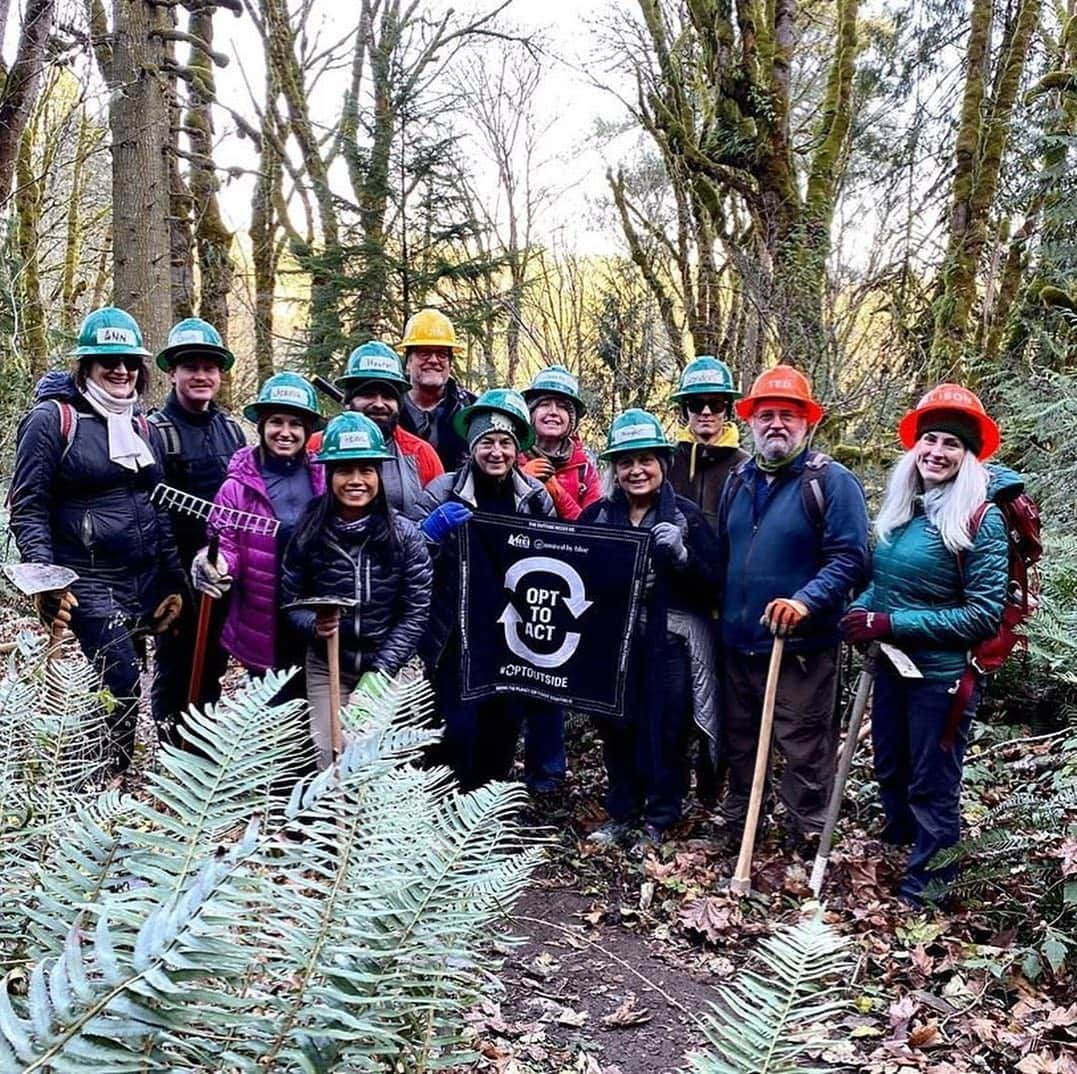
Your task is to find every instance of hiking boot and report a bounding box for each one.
[587,820,634,847]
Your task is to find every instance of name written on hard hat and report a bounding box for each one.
[360,356,399,374]
[171,328,209,346]
[339,431,371,449]
[681,368,721,387]
[544,371,579,393]
[268,386,307,404]
[611,423,655,444]
[97,327,137,346]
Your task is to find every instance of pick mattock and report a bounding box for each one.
[187,533,221,707]
[809,644,879,897]
[730,635,785,897]
[3,562,80,698]
[284,596,359,764]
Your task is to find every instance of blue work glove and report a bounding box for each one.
[651,521,688,565]
[420,502,473,542]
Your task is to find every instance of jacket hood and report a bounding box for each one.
[225,444,323,495]
[675,424,742,449]
[986,463,1024,501]
[34,370,77,403]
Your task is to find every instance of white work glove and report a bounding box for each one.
[651,522,688,565]
[191,546,233,599]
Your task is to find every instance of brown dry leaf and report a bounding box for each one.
[1045,1004,1077,1028]
[910,944,935,976]
[846,857,881,899]
[783,862,812,898]
[680,896,733,943]
[1016,1051,1065,1074]
[1059,837,1077,877]
[889,995,919,1038]
[907,1022,940,1049]
[601,995,653,1028]
[556,1006,589,1027]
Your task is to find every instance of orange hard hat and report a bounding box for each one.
[735,364,824,425]
[897,383,1000,460]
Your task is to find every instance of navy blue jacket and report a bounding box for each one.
[399,377,476,472]
[280,505,433,677]
[148,391,245,565]
[10,373,186,618]
[717,451,869,654]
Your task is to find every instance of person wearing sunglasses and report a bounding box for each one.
[10,307,187,777]
[667,356,748,808]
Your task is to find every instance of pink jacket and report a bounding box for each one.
[518,438,601,521]
[215,446,325,672]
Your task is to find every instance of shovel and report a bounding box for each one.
[808,645,878,897]
[283,596,359,763]
[3,563,80,690]
[730,636,785,897]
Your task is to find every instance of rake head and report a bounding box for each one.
[151,484,280,538]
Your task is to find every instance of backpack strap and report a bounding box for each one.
[801,451,831,530]
[52,400,78,460]
[147,411,182,458]
[223,415,246,451]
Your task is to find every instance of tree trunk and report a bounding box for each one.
[110,0,173,386]
[15,124,48,378]
[60,110,95,333]
[0,0,55,207]
[250,62,281,383]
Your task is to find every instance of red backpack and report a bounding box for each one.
[943,486,1042,749]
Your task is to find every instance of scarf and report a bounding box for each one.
[754,438,807,475]
[531,438,574,469]
[81,380,155,471]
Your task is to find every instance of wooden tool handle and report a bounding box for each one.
[186,534,221,707]
[327,629,343,760]
[731,636,785,895]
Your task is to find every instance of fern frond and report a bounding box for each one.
[685,914,854,1074]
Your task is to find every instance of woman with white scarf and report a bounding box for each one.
[10,307,187,777]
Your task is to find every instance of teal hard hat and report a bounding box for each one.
[155,317,235,372]
[670,356,741,402]
[600,409,673,460]
[522,364,587,417]
[335,341,410,394]
[74,307,151,359]
[243,371,326,429]
[453,388,536,451]
[313,412,394,464]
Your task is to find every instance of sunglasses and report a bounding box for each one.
[95,355,144,372]
[685,397,730,415]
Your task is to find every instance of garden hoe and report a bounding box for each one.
[283,596,359,764]
[3,562,80,693]
[808,645,879,897]
[730,635,785,897]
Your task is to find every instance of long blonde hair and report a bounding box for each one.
[875,448,988,554]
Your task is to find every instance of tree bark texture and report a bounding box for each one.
[15,123,48,378]
[110,0,173,377]
[0,0,56,207]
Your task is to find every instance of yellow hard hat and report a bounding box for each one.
[396,308,465,355]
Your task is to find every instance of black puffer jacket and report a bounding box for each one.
[148,391,246,565]
[10,373,186,617]
[407,464,556,666]
[280,505,433,677]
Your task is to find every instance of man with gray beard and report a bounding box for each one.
[715,365,869,856]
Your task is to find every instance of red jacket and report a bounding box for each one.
[518,438,601,521]
[308,425,444,486]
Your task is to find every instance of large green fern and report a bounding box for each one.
[684,914,854,1074]
[0,657,541,1072]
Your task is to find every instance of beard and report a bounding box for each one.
[754,429,800,462]
[368,411,398,436]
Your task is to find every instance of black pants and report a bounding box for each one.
[150,593,230,749]
[596,634,692,833]
[71,610,145,773]
[721,646,838,835]
[872,664,978,902]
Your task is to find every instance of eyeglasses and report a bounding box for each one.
[95,355,143,372]
[685,397,729,415]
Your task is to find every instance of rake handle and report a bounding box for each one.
[187,534,219,707]
[731,636,785,896]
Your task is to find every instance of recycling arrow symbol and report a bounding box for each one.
[497,556,592,668]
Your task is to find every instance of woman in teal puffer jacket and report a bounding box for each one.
[840,384,1009,906]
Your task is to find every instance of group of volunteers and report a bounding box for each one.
[9,303,1017,907]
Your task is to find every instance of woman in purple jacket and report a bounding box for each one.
[191,373,325,697]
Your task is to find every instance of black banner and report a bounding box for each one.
[459,514,650,716]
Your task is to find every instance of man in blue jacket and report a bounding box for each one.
[716,365,869,854]
[149,319,246,748]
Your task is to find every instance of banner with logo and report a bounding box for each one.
[459,515,650,716]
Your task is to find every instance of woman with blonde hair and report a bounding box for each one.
[841,385,1014,906]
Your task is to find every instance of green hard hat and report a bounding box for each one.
[335,341,410,393]
[243,371,326,428]
[453,388,536,451]
[155,317,235,372]
[670,355,741,402]
[600,408,674,460]
[74,307,151,359]
[522,364,587,417]
[313,412,393,464]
